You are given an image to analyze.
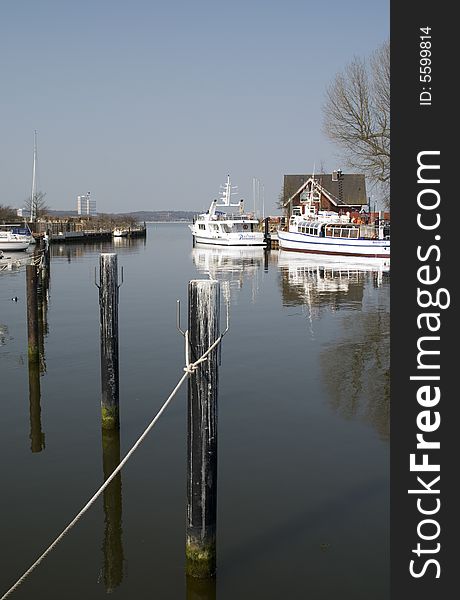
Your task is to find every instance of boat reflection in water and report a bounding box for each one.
[279,250,389,310]
[278,250,390,440]
[192,244,266,303]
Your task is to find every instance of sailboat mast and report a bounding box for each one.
[31,130,37,222]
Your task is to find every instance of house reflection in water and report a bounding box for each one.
[278,253,390,440]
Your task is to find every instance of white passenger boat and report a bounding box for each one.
[278,179,390,259]
[189,175,265,247]
[113,228,129,237]
[0,224,33,251]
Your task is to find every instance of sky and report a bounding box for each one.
[1,0,389,214]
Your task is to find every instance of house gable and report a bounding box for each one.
[283,173,367,213]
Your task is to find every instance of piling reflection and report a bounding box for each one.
[101,428,124,592]
[186,575,216,600]
[278,252,390,439]
[26,249,50,453]
[28,359,45,452]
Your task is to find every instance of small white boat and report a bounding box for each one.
[113,229,129,238]
[278,178,390,259]
[189,175,266,247]
[0,224,33,251]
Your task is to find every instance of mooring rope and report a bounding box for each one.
[0,250,44,273]
[0,332,223,600]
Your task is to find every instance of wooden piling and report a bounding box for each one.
[264,216,270,249]
[26,264,40,362]
[37,250,50,375]
[99,253,120,430]
[186,280,220,579]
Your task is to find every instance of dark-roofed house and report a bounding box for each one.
[283,171,367,218]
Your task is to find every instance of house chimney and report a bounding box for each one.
[336,169,343,203]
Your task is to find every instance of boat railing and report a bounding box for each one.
[214,213,256,221]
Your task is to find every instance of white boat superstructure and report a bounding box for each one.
[113,229,129,237]
[0,224,33,251]
[278,177,390,259]
[189,175,265,247]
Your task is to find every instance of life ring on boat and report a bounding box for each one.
[243,224,248,230]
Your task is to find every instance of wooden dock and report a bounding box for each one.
[33,225,147,244]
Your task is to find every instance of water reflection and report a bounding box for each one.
[26,251,50,452]
[50,236,146,261]
[186,576,216,600]
[0,324,10,346]
[191,245,266,303]
[278,252,390,440]
[101,428,124,592]
[113,235,147,250]
[321,310,390,440]
[279,251,389,311]
[28,359,45,452]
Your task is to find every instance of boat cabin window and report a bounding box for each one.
[211,224,220,231]
[298,222,320,236]
[325,225,359,239]
[198,224,206,230]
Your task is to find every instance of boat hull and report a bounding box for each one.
[191,229,265,247]
[0,240,30,251]
[278,231,390,258]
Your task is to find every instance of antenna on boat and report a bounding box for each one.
[217,174,240,207]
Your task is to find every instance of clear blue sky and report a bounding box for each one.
[1,0,389,214]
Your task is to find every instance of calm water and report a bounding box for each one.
[0,224,390,599]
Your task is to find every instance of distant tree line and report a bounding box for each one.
[0,204,18,221]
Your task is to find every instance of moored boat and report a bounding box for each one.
[0,224,33,251]
[278,178,390,259]
[113,228,129,237]
[189,175,266,247]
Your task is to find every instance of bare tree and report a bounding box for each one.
[323,41,390,206]
[25,191,49,220]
